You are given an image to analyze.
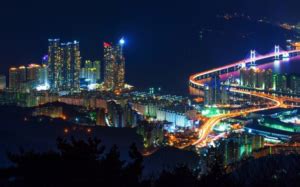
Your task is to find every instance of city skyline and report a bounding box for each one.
[2,1,300,186]
[2,0,300,94]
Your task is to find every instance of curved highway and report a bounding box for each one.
[188,50,300,147]
[192,88,283,147]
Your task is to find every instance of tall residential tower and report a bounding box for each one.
[103,39,125,91]
[48,39,81,92]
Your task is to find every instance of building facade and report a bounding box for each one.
[80,60,101,85]
[103,41,125,91]
[48,39,81,92]
[204,75,230,106]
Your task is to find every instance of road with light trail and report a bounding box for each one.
[192,88,284,147]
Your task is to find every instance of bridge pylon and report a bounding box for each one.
[275,45,280,60]
[250,50,256,65]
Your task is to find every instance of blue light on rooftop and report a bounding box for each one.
[119,38,125,45]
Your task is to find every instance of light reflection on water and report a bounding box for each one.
[273,60,281,73]
[222,56,300,79]
[258,56,300,74]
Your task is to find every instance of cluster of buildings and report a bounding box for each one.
[219,133,264,165]
[201,133,264,167]
[42,91,199,130]
[4,38,126,94]
[32,106,64,119]
[131,93,199,131]
[53,92,141,127]
[245,109,300,143]
[136,121,165,149]
[0,37,198,135]
[239,67,300,94]
[9,64,48,92]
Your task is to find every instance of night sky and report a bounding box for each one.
[0,0,299,92]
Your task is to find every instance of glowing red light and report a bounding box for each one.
[103,42,111,48]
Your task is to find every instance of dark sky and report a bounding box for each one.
[0,0,299,90]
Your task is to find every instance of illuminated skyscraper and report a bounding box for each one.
[48,39,61,91]
[48,39,81,92]
[103,39,125,91]
[60,42,71,90]
[69,41,81,91]
[204,75,229,106]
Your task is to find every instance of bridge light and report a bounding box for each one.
[282,52,289,58]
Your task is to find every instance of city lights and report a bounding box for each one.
[36,83,50,91]
[3,1,300,185]
[189,47,300,148]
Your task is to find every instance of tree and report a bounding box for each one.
[155,165,199,187]
[7,137,106,186]
[123,143,144,187]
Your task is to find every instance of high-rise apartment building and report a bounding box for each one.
[27,64,41,86]
[69,41,81,91]
[48,39,61,91]
[9,64,44,91]
[103,39,125,91]
[48,39,81,92]
[9,66,27,91]
[240,67,274,90]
